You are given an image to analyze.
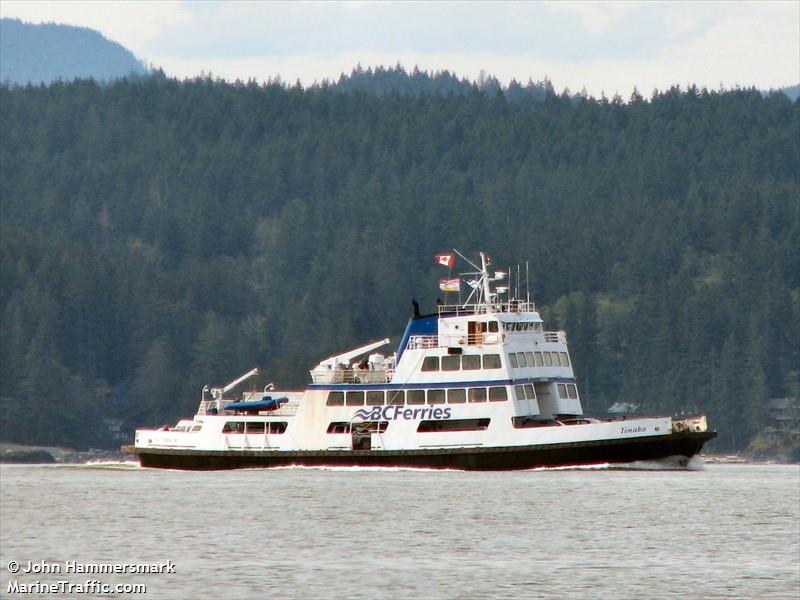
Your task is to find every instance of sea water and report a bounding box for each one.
[1,462,798,599]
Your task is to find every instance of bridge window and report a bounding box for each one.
[422,356,440,372]
[462,355,480,370]
[442,355,460,371]
[534,352,544,366]
[516,352,527,367]
[418,418,490,432]
[483,354,501,369]
[407,390,425,405]
[524,352,534,366]
[489,386,508,402]
[544,352,554,367]
[387,390,405,405]
[468,388,487,403]
[515,385,535,400]
[346,391,365,406]
[509,353,519,368]
[326,391,344,406]
[560,352,570,367]
[427,389,446,404]
[447,388,466,404]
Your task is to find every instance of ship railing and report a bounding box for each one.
[310,368,394,385]
[407,333,504,349]
[437,301,536,316]
[197,400,215,415]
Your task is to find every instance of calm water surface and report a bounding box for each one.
[1,462,798,599]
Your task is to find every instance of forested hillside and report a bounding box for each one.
[1,76,797,451]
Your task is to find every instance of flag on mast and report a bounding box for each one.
[439,278,460,292]
[435,254,454,268]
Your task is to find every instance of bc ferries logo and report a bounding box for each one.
[354,406,452,421]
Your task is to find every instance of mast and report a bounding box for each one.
[480,252,493,311]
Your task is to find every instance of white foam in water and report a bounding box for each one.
[526,456,704,472]
[81,459,142,469]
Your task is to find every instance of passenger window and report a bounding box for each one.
[387,390,405,405]
[488,321,499,333]
[468,388,487,403]
[489,387,508,402]
[544,352,553,367]
[483,354,501,369]
[517,352,527,367]
[509,353,519,368]
[534,352,544,366]
[222,421,245,434]
[422,356,440,371]
[427,389,446,404]
[345,391,365,406]
[442,355,460,371]
[366,391,385,406]
[567,384,578,400]
[326,422,350,434]
[447,388,466,403]
[514,385,526,401]
[326,391,344,406]
[524,384,536,400]
[270,422,287,434]
[461,355,480,370]
[558,383,568,398]
[407,390,425,405]
[524,352,534,366]
[560,352,570,367]
[246,421,266,434]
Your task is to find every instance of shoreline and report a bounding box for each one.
[0,443,125,464]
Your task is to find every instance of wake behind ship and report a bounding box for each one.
[125,251,716,470]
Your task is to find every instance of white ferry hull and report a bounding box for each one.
[125,429,716,471]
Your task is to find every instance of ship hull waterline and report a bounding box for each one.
[125,430,716,471]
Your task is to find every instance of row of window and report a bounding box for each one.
[222,421,288,434]
[223,414,590,437]
[512,416,589,428]
[421,353,501,372]
[327,419,492,434]
[509,351,570,369]
[512,382,579,401]
[469,321,543,333]
[327,421,389,434]
[502,321,543,333]
[326,386,509,406]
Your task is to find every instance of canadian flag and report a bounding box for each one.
[435,254,454,268]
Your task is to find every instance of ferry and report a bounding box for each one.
[124,252,716,470]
